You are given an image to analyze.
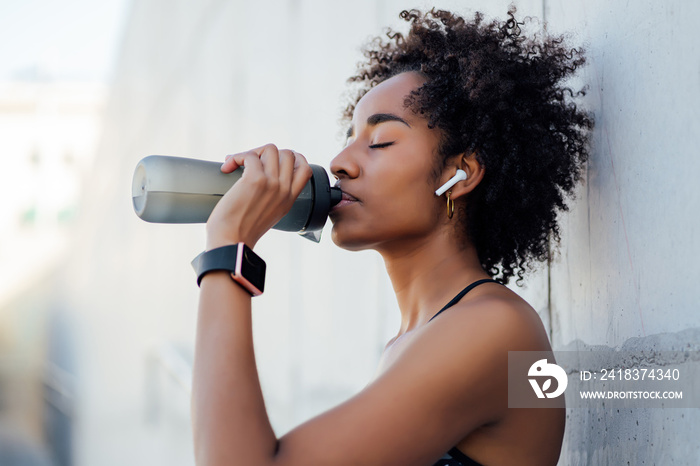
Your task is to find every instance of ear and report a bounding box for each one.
[437,152,485,200]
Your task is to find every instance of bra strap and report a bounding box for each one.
[428,279,501,322]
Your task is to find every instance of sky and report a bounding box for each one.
[0,0,131,82]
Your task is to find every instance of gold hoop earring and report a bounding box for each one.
[447,190,455,219]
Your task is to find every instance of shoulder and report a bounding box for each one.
[389,283,551,420]
[274,284,549,464]
[423,281,551,354]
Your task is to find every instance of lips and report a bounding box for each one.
[331,186,359,212]
[341,192,359,202]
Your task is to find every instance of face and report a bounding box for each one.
[329,71,445,252]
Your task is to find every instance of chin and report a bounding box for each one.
[330,223,375,252]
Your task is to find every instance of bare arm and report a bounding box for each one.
[191,144,311,464]
[192,270,277,464]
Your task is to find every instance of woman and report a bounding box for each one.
[191,7,592,466]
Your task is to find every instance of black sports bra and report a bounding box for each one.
[434,446,484,466]
[429,278,501,466]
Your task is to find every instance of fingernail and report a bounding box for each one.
[225,154,233,161]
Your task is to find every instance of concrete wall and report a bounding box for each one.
[54,0,699,464]
[544,1,700,464]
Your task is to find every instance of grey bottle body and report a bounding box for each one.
[132,155,341,240]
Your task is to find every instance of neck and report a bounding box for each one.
[377,227,490,338]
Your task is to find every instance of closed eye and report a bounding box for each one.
[369,141,395,149]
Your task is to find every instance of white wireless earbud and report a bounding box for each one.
[435,169,468,196]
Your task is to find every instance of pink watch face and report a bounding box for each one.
[230,272,263,296]
[231,243,265,296]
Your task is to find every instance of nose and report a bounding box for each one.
[330,143,361,181]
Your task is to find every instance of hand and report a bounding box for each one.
[206,144,313,250]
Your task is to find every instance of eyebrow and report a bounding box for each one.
[346,113,411,138]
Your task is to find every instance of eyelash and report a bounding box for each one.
[369,141,395,149]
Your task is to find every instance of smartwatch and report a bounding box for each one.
[191,243,266,296]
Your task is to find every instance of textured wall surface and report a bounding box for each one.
[54,0,700,465]
[544,1,700,464]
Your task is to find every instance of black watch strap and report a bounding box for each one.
[191,243,266,295]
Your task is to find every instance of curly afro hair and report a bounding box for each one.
[342,7,593,284]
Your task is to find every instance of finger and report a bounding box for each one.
[221,152,244,173]
[256,143,280,180]
[278,149,296,189]
[230,152,265,184]
[290,152,313,198]
[222,144,270,173]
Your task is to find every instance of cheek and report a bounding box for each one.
[375,182,439,231]
[330,157,441,248]
[370,159,438,218]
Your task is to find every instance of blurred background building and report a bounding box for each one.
[0,0,698,465]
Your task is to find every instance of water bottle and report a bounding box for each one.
[132,155,342,242]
